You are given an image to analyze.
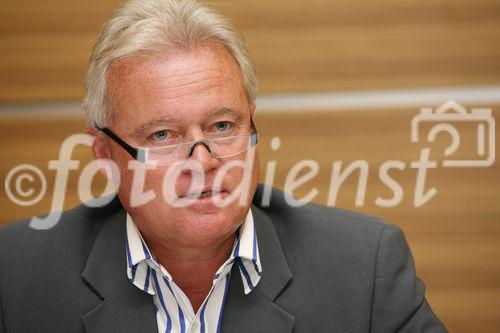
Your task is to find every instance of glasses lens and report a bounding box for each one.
[210,135,251,158]
[146,134,252,166]
[146,144,185,165]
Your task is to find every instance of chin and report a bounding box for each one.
[166,209,241,245]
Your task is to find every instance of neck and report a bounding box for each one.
[141,230,237,312]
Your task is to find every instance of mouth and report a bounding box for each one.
[184,189,224,199]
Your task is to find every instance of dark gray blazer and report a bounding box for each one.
[0,186,447,332]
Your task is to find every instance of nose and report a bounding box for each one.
[187,141,211,158]
[185,140,220,172]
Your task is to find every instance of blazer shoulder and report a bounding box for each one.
[253,185,386,238]
[252,185,391,279]
[0,195,123,273]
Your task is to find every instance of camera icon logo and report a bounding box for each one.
[411,100,495,167]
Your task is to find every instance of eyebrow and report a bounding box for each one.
[211,107,243,122]
[132,116,176,139]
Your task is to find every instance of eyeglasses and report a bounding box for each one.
[97,119,258,166]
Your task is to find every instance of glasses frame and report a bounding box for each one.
[97,118,258,165]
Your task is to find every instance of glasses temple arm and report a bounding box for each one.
[97,127,141,160]
[250,117,258,146]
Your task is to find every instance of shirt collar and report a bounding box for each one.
[125,209,262,295]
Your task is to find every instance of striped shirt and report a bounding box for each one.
[125,210,262,333]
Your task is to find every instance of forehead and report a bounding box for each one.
[107,43,248,131]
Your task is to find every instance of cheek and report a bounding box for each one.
[108,149,157,197]
[222,166,244,185]
[116,166,170,210]
[223,153,260,189]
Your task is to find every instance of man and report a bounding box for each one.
[0,0,447,332]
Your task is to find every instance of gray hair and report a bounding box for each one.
[83,0,257,128]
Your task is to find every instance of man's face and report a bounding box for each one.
[97,43,259,247]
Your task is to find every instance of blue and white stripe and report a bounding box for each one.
[125,210,261,333]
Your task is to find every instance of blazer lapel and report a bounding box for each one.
[80,203,156,333]
[220,205,295,332]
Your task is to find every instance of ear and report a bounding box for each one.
[86,127,113,180]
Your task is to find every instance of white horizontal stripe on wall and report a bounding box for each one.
[255,85,500,112]
[1,85,499,116]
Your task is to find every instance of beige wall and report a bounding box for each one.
[1,1,499,332]
[1,0,500,101]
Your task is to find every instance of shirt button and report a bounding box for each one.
[191,321,199,332]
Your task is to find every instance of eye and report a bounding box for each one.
[152,130,169,141]
[214,121,231,132]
